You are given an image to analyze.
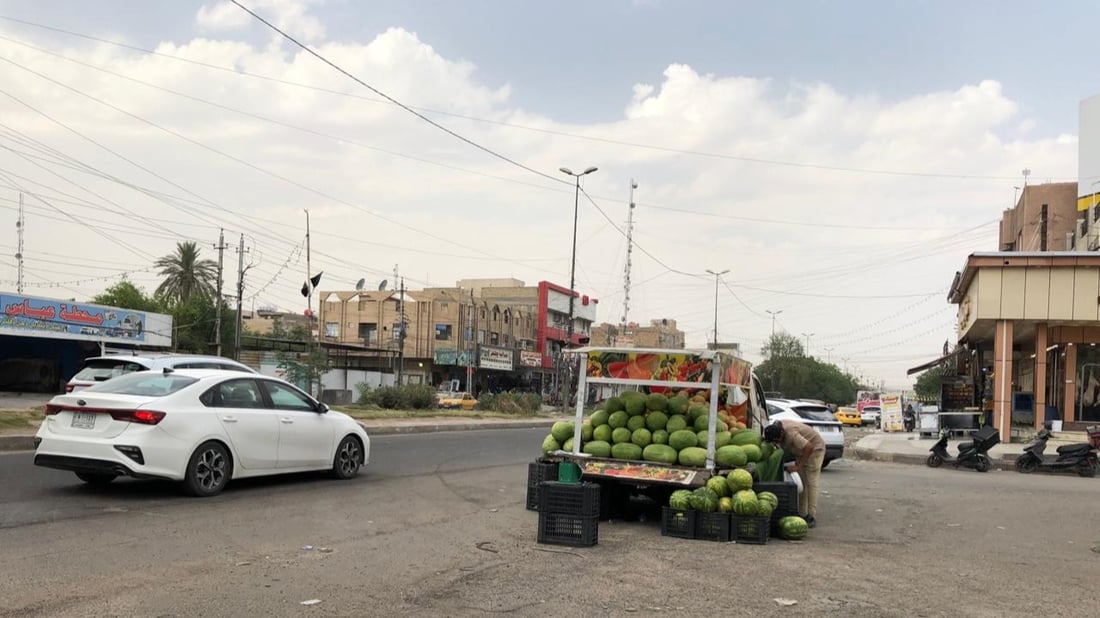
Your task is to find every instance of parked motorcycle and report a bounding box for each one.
[926,425,1000,472]
[903,409,916,432]
[1015,426,1100,478]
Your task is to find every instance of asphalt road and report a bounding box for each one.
[3,430,1100,617]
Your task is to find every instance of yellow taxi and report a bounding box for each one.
[834,407,863,427]
[438,392,477,410]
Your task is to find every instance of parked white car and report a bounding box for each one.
[766,399,844,468]
[66,353,255,393]
[860,405,882,427]
[35,369,369,496]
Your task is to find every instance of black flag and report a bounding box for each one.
[301,271,323,297]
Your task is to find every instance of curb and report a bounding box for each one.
[0,435,35,453]
[358,419,558,436]
[851,447,1016,471]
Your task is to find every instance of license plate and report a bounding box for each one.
[71,412,96,429]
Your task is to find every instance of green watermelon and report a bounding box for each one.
[608,411,629,429]
[759,442,775,460]
[730,429,762,447]
[611,442,643,460]
[583,440,612,457]
[778,516,809,540]
[550,421,574,443]
[715,445,748,467]
[631,428,652,447]
[589,410,610,427]
[690,487,720,513]
[678,446,708,467]
[714,431,732,448]
[604,396,625,413]
[593,424,613,443]
[646,393,668,412]
[581,423,594,441]
[611,427,633,444]
[646,411,669,432]
[627,415,647,432]
[668,430,699,451]
[726,468,753,493]
[667,396,690,416]
[541,434,560,454]
[669,489,693,510]
[718,496,734,513]
[688,403,708,420]
[666,414,689,433]
[706,475,730,498]
[756,491,779,512]
[642,443,678,464]
[731,490,759,515]
[651,429,669,445]
[756,499,775,518]
[623,392,647,416]
[562,438,575,452]
[741,444,762,463]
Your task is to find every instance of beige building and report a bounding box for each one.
[241,308,313,337]
[590,319,685,349]
[999,182,1078,252]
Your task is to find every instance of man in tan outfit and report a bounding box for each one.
[764,419,825,528]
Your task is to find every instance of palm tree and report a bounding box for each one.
[155,241,217,305]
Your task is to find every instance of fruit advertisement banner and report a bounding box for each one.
[856,390,882,413]
[881,394,904,432]
[586,351,711,383]
[579,459,700,486]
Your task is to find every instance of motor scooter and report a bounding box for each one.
[1015,425,1100,477]
[926,425,999,472]
[903,409,915,432]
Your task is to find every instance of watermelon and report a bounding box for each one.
[756,499,775,518]
[718,496,734,513]
[642,443,678,464]
[666,415,689,433]
[706,475,730,498]
[726,468,753,493]
[611,427,633,444]
[688,404,709,421]
[611,442,643,460]
[593,424,613,443]
[583,440,612,457]
[646,411,669,432]
[741,444,762,463]
[678,446,708,467]
[608,411,629,429]
[714,431,732,448]
[589,410,610,427]
[715,445,748,467]
[667,396,690,415]
[550,421,574,443]
[778,516,809,540]
[730,430,762,447]
[627,415,647,432]
[756,491,779,512]
[669,489,693,510]
[604,396,625,413]
[646,393,668,412]
[731,490,759,515]
[690,487,720,513]
[581,423,594,441]
[562,438,574,452]
[541,434,560,454]
[651,429,669,445]
[668,430,699,451]
[623,392,647,416]
[631,428,652,447]
[759,442,775,460]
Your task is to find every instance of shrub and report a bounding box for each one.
[357,383,438,410]
[476,390,542,415]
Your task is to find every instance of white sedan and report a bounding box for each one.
[766,399,844,468]
[34,369,370,497]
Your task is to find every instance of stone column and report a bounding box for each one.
[993,320,1014,443]
[1064,343,1077,425]
[1035,324,1047,429]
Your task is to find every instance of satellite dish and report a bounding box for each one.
[355,278,366,291]
[378,279,388,291]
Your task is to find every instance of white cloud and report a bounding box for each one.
[0,21,1079,389]
[195,0,326,43]
[195,2,251,32]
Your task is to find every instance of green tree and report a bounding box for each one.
[913,365,944,401]
[276,346,331,394]
[91,281,162,312]
[756,333,857,404]
[154,241,217,306]
[170,295,235,354]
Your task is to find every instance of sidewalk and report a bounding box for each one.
[851,431,1027,470]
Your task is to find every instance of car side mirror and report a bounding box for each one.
[317,403,330,414]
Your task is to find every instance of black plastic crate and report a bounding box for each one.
[660,507,697,539]
[754,482,799,518]
[731,515,770,545]
[538,481,601,517]
[537,511,598,547]
[525,460,559,511]
[694,511,731,542]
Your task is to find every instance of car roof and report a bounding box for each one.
[84,354,253,367]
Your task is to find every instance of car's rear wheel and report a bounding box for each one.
[75,472,116,486]
[331,435,363,480]
[184,441,232,497]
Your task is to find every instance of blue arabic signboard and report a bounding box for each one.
[1,293,146,342]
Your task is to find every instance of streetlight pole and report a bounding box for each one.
[824,346,834,363]
[705,269,729,348]
[765,309,783,337]
[559,165,598,410]
[801,332,814,356]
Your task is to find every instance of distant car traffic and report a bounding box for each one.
[834,407,862,427]
[860,405,882,427]
[66,353,255,392]
[766,399,844,467]
[437,391,477,410]
[35,369,370,496]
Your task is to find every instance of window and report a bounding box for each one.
[480,307,486,319]
[492,307,500,322]
[478,329,487,344]
[392,322,403,341]
[262,380,317,411]
[72,359,149,382]
[325,322,339,338]
[490,332,499,345]
[204,378,265,408]
[358,323,377,346]
[435,324,452,341]
[503,310,510,325]
[503,334,510,347]
[87,372,197,396]
[439,302,449,311]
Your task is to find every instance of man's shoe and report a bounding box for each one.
[805,515,816,529]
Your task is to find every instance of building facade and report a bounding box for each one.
[998,182,1077,252]
[590,319,686,349]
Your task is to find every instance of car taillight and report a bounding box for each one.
[44,404,61,416]
[65,384,75,393]
[107,409,166,425]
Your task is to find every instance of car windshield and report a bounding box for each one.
[72,358,150,382]
[792,405,836,422]
[84,372,198,396]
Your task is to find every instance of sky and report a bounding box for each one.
[0,0,1095,389]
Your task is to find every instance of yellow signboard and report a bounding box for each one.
[1078,193,1099,212]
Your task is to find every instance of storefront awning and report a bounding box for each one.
[907,349,961,376]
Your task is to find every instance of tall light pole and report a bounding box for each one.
[765,309,783,337]
[705,269,729,348]
[559,165,598,409]
[824,346,834,363]
[801,332,814,356]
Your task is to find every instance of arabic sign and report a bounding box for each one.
[478,345,514,371]
[519,350,542,367]
[433,347,472,366]
[881,394,904,432]
[0,293,171,347]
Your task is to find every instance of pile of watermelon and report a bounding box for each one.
[667,469,809,540]
[539,390,767,468]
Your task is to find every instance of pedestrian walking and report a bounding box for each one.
[764,419,826,528]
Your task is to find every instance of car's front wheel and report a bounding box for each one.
[183,441,232,497]
[75,472,116,486]
[331,435,363,480]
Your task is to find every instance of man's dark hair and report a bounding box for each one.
[763,423,783,443]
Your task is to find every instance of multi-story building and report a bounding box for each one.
[998,182,1077,252]
[590,319,685,349]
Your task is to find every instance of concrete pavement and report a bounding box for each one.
[850,428,1094,470]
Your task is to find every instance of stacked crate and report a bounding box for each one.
[536,481,600,547]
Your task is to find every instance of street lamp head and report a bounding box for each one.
[583,166,599,175]
[559,167,574,176]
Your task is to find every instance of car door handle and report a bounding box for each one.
[222,416,238,423]
[280,417,294,424]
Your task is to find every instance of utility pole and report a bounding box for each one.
[620,179,637,334]
[1039,203,1048,252]
[213,229,226,357]
[705,269,729,348]
[15,193,24,294]
[304,209,314,396]
[801,332,814,357]
[397,278,406,386]
[824,346,834,364]
[765,309,782,338]
[467,288,475,395]
[233,234,247,360]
